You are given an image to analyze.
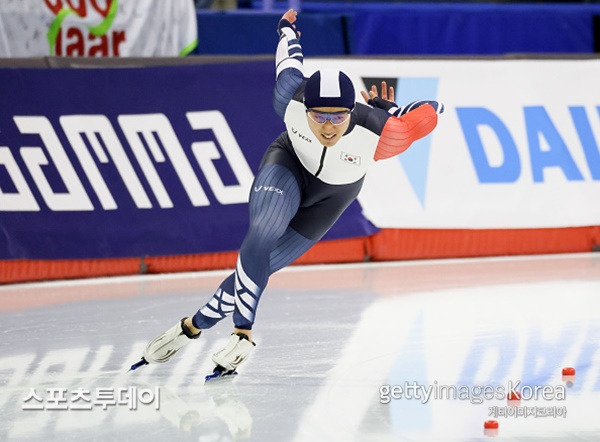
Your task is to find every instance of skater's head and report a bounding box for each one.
[304,69,355,110]
[304,69,355,147]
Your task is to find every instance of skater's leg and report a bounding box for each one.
[268,226,316,274]
[141,164,299,369]
[233,163,301,330]
[186,227,314,340]
[268,171,365,274]
[191,163,301,333]
[206,203,348,376]
[137,223,313,368]
[190,273,236,330]
[191,168,362,338]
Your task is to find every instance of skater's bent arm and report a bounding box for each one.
[273,9,304,119]
[374,104,439,161]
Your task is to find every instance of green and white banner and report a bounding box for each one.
[0,0,197,57]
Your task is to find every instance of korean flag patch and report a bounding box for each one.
[341,152,361,166]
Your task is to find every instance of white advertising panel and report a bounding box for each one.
[304,59,600,228]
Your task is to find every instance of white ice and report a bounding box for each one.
[0,253,599,441]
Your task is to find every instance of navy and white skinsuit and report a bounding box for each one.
[192,22,443,331]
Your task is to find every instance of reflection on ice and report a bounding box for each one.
[0,342,253,440]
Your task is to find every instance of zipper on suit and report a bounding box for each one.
[315,146,327,177]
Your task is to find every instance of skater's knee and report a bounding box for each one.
[242,223,284,255]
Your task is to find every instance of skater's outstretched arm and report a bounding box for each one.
[273,9,305,119]
[358,81,445,161]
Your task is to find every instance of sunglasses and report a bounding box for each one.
[306,108,352,125]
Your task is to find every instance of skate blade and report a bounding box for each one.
[129,357,149,372]
[204,366,238,383]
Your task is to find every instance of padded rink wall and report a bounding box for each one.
[1,56,599,284]
[3,228,599,284]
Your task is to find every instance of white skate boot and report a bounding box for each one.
[130,318,200,370]
[205,333,256,381]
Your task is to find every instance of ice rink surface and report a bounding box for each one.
[1,253,599,441]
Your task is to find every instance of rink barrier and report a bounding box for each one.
[2,249,598,312]
[2,227,598,284]
[367,226,600,261]
[0,236,368,284]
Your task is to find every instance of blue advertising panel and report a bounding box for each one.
[0,62,376,259]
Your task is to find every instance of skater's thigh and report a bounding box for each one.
[248,138,303,230]
[290,178,364,241]
[248,163,301,227]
